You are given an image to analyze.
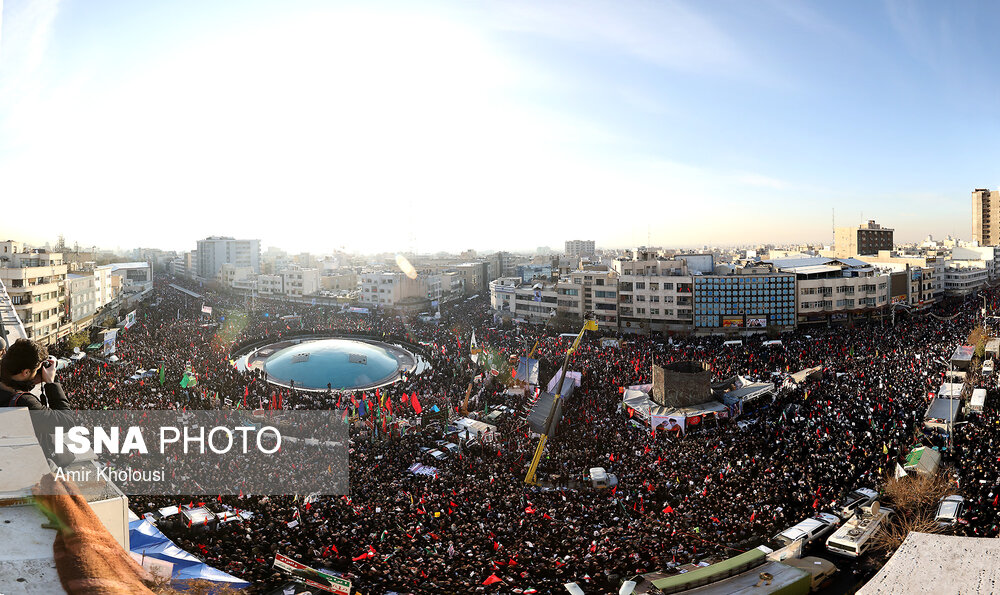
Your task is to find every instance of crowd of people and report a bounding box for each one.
[41,276,1000,594]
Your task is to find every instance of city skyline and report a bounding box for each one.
[2,1,1000,253]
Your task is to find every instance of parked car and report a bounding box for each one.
[934,495,965,526]
[838,488,878,520]
[775,513,842,547]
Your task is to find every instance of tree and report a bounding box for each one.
[968,324,988,359]
[872,468,953,553]
[66,330,90,351]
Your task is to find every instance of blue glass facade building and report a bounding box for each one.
[693,274,796,329]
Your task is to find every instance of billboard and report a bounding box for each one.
[515,357,540,385]
[201,304,213,315]
[102,328,118,356]
[273,553,351,594]
[123,310,137,329]
[722,317,744,328]
[746,317,767,328]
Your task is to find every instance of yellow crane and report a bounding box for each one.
[524,315,598,485]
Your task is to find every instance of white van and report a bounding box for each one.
[760,513,841,561]
[826,501,893,558]
[775,513,842,547]
[589,467,618,489]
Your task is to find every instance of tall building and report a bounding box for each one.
[196,237,261,279]
[0,241,69,345]
[973,188,1000,246]
[64,273,98,331]
[564,240,596,258]
[613,249,705,334]
[835,220,894,257]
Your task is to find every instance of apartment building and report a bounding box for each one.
[0,241,69,345]
[564,240,596,258]
[860,251,944,309]
[972,188,1000,246]
[64,273,98,331]
[196,237,261,279]
[834,220,894,257]
[613,249,710,334]
[766,257,891,325]
[943,262,988,296]
[557,266,619,330]
[360,271,431,308]
[489,277,559,324]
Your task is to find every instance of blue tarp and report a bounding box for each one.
[128,520,250,588]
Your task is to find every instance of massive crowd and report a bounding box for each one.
[44,277,1000,594]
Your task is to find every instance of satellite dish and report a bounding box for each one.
[870,501,880,516]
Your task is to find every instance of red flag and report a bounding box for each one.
[662,505,673,514]
[483,574,502,586]
[412,393,422,415]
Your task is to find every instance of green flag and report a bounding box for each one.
[159,366,165,386]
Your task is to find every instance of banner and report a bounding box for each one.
[124,310,137,329]
[201,304,213,316]
[601,338,620,349]
[722,317,744,328]
[652,415,685,433]
[516,357,539,385]
[470,330,481,364]
[273,553,351,594]
[102,329,118,357]
[547,369,581,393]
[746,317,766,328]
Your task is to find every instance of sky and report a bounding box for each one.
[1,0,999,255]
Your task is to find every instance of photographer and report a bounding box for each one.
[0,338,75,465]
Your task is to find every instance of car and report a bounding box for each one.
[441,442,460,454]
[736,419,757,431]
[589,467,618,489]
[838,488,878,520]
[935,495,965,526]
[774,513,842,547]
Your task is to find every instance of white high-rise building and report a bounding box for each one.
[196,237,261,279]
[565,240,596,258]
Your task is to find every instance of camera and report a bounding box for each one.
[41,359,54,369]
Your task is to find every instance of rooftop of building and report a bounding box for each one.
[857,532,1000,594]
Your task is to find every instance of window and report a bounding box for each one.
[635,282,645,289]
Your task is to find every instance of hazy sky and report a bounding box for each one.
[0,0,997,254]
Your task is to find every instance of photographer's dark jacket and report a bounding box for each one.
[1,380,76,464]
